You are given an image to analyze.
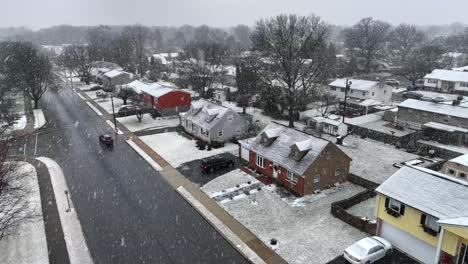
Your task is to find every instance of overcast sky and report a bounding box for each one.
[2,0,468,30]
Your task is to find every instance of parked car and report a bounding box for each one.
[90,85,102,91]
[96,91,110,99]
[402,91,423,99]
[117,105,141,117]
[385,79,400,86]
[343,236,392,264]
[99,134,114,148]
[200,155,235,173]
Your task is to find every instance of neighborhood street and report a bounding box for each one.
[13,85,248,263]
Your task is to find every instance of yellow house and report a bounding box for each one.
[375,166,468,264]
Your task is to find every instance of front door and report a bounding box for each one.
[458,243,468,264]
[272,164,279,179]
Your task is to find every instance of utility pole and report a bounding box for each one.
[342,78,352,123]
[111,85,118,133]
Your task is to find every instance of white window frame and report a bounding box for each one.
[218,130,223,137]
[335,168,341,177]
[424,215,440,232]
[287,170,298,183]
[388,198,402,214]
[326,151,332,160]
[256,155,265,168]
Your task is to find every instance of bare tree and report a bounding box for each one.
[344,17,391,73]
[2,42,54,109]
[112,34,134,72]
[251,14,332,127]
[123,25,149,77]
[390,24,425,64]
[117,88,133,105]
[61,45,93,85]
[179,40,227,98]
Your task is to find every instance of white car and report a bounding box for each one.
[343,236,392,264]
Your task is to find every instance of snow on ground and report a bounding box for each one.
[321,134,420,184]
[94,97,125,114]
[202,169,260,196]
[84,90,101,100]
[117,115,180,132]
[33,109,46,129]
[0,162,49,264]
[140,132,239,168]
[346,198,377,222]
[419,140,468,155]
[202,170,368,264]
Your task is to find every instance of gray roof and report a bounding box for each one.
[329,78,380,91]
[183,99,233,130]
[376,166,468,219]
[398,99,468,120]
[242,122,335,175]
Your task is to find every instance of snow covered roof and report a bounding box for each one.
[376,166,468,219]
[246,122,342,175]
[329,79,380,91]
[444,52,465,58]
[104,69,128,79]
[423,122,468,133]
[263,127,282,138]
[398,99,468,120]
[123,80,152,94]
[146,83,174,97]
[359,99,383,107]
[294,139,314,152]
[438,217,468,227]
[452,65,468,72]
[184,99,233,130]
[424,69,468,83]
[449,153,468,167]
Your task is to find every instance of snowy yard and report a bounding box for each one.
[94,97,125,114]
[346,198,377,222]
[84,90,100,100]
[202,170,368,264]
[0,162,48,264]
[117,115,180,132]
[321,134,420,184]
[140,132,239,167]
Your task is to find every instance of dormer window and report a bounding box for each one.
[291,139,313,161]
[260,128,281,146]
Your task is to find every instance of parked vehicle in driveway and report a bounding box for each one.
[99,134,114,148]
[343,236,392,264]
[117,105,141,117]
[96,91,110,99]
[402,91,423,99]
[385,79,400,86]
[200,155,235,173]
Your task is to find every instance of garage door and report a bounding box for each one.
[380,222,436,264]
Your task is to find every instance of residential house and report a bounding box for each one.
[213,84,238,102]
[397,99,468,144]
[442,153,468,180]
[102,70,133,92]
[239,122,351,196]
[142,82,191,116]
[180,99,250,144]
[328,78,393,105]
[306,116,348,136]
[122,80,152,102]
[423,69,468,95]
[375,166,468,264]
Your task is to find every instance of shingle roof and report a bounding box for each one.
[104,69,127,78]
[184,99,232,129]
[243,122,338,175]
[398,99,468,119]
[375,166,468,219]
[424,69,468,83]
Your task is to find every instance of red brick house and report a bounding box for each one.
[239,122,352,196]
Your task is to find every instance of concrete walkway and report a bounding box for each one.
[77,88,287,264]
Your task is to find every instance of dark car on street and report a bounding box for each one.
[117,105,141,117]
[99,134,114,147]
[200,155,235,173]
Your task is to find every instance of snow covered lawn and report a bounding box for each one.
[346,198,377,222]
[321,134,420,184]
[0,162,48,264]
[94,97,125,114]
[140,132,239,168]
[84,90,101,100]
[117,115,180,132]
[202,170,368,264]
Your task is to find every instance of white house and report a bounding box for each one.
[423,69,468,94]
[307,116,348,136]
[328,78,392,105]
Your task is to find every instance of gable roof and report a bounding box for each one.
[329,79,380,91]
[243,122,344,175]
[183,99,233,129]
[398,99,468,119]
[449,153,468,167]
[376,166,468,219]
[104,69,128,78]
[424,69,468,83]
[123,80,152,94]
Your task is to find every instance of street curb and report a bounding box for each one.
[176,186,267,264]
[125,139,163,171]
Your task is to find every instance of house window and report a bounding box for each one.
[330,87,336,91]
[384,90,387,94]
[256,155,265,168]
[287,170,298,183]
[448,169,455,175]
[335,168,341,177]
[460,172,466,178]
[372,92,375,96]
[326,151,332,160]
[218,130,223,137]
[313,174,320,183]
[385,198,405,216]
[236,129,241,135]
[362,91,366,96]
[428,79,438,84]
[201,128,209,136]
[191,123,195,131]
[421,214,440,235]
[350,90,354,94]
[461,82,468,87]
[227,115,233,121]
[340,88,346,93]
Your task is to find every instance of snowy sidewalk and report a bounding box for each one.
[36,157,93,264]
[0,162,49,264]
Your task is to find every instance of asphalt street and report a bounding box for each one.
[14,85,248,264]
